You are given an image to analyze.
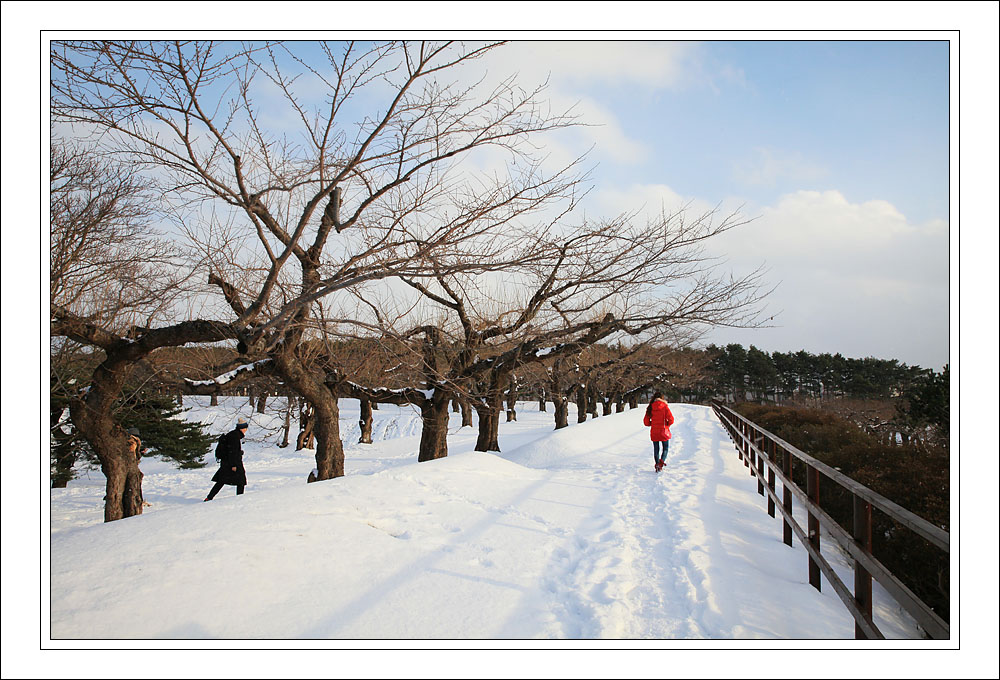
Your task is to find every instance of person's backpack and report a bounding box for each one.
[215,434,227,462]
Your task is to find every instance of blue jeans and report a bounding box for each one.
[653,440,669,465]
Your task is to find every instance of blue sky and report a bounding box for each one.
[42,37,955,369]
[640,41,949,224]
[471,39,952,369]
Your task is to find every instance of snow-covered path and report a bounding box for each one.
[48,400,921,640]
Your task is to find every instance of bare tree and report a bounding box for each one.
[49,140,233,519]
[50,141,187,326]
[52,40,582,482]
[347,203,767,456]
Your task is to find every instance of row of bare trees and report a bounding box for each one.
[50,40,765,522]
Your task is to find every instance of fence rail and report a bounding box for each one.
[710,400,949,640]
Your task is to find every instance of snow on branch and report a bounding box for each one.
[183,360,273,392]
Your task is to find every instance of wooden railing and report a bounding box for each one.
[711,400,949,640]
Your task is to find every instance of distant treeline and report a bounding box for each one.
[676,344,946,404]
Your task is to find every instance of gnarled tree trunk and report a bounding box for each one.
[279,395,292,448]
[70,398,144,521]
[418,390,453,462]
[553,395,570,430]
[473,394,503,452]
[358,398,374,444]
[296,402,315,450]
[277,352,344,481]
[311,398,345,479]
[505,378,518,422]
[459,397,474,428]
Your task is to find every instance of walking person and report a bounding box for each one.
[643,391,674,473]
[204,418,249,501]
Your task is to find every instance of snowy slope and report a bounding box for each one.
[48,399,923,640]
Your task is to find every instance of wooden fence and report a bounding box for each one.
[711,400,949,639]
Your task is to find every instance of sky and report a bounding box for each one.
[39,36,956,370]
[470,40,953,369]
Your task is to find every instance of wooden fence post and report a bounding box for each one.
[853,495,874,639]
[756,434,766,496]
[767,438,776,518]
[782,448,793,547]
[736,417,744,461]
[807,464,821,591]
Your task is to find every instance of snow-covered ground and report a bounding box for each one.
[45,397,929,643]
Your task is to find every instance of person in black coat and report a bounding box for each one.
[204,419,249,501]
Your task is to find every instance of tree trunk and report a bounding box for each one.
[275,352,344,480]
[538,391,547,412]
[601,398,613,416]
[628,395,639,409]
[474,396,503,452]
[588,389,599,418]
[99,451,144,522]
[68,357,145,521]
[358,398,374,444]
[279,395,291,448]
[615,397,625,413]
[256,393,267,414]
[452,399,460,413]
[576,386,588,423]
[210,393,219,406]
[296,403,315,450]
[311,398,345,479]
[418,390,452,462]
[459,398,474,428]
[553,396,569,430]
[72,399,144,521]
[505,378,517,422]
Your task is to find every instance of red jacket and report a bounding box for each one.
[643,398,674,442]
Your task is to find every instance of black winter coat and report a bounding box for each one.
[211,428,247,486]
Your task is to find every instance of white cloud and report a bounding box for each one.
[702,189,949,367]
[720,190,938,273]
[492,41,700,91]
[732,147,828,187]
[472,41,705,168]
[592,182,716,219]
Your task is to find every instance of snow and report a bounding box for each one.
[47,397,927,641]
[185,360,271,387]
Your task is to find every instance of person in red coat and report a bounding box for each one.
[643,392,674,472]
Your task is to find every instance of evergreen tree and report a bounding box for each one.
[52,392,214,485]
[50,382,94,487]
[119,394,215,469]
[906,364,950,440]
[745,345,778,402]
[771,351,799,402]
